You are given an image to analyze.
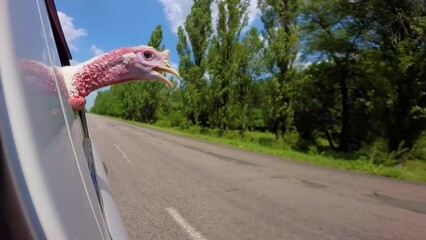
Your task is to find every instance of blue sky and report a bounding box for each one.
[55,0,260,109]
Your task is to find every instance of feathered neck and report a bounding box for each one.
[62,48,135,99]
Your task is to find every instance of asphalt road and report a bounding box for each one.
[87,114,426,240]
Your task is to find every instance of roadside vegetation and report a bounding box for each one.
[91,0,426,182]
[102,116,426,182]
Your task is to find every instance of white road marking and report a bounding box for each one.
[113,143,132,165]
[165,207,208,240]
[97,124,102,130]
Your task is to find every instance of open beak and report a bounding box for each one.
[153,61,180,87]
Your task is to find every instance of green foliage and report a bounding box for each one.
[377,1,426,151]
[91,25,170,123]
[148,25,164,50]
[158,109,190,129]
[247,108,266,131]
[91,0,426,175]
[358,139,411,166]
[108,116,426,182]
[300,0,377,152]
[359,139,395,166]
[409,134,426,162]
[139,25,167,123]
[284,130,300,146]
[177,0,213,129]
[207,0,250,135]
[258,0,299,140]
[90,90,124,117]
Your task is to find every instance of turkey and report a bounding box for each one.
[20,45,179,111]
[61,45,179,111]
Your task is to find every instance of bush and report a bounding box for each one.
[283,131,300,149]
[408,134,426,162]
[156,110,192,130]
[258,137,275,147]
[186,125,203,134]
[222,130,240,139]
[308,145,319,155]
[168,110,187,128]
[294,138,313,152]
[358,139,410,166]
[362,139,393,165]
[154,119,171,128]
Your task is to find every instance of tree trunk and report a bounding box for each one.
[338,67,351,152]
[324,127,337,150]
[388,77,412,152]
[275,126,283,140]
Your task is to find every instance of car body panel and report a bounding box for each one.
[92,140,130,240]
[0,0,127,239]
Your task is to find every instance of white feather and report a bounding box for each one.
[60,64,81,95]
[59,54,103,96]
[122,52,136,64]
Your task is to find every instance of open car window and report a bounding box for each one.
[45,0,72,67]
[0,0,109,238]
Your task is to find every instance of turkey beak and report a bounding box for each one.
[153,61,180,87]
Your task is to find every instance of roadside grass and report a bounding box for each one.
[100,115,426,183]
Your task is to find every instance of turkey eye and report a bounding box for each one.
[143,52,153,60]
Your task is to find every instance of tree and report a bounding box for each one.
[258,0,299,140]
[368,0,426,153]
[90,87,125,117]
[293,62,342,150]
[208,0,250,135]
[228,27,264,136]
[177,0,213,129]
[136,25,167,123]
[300,0,378,152]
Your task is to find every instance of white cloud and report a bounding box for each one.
[258,34,269,47]
[158,0,259,34]
[211,2,219,32]
[210,0,260,33]
[90,45,105,56]
[294,51,313,70]
[57,11,87,51]
[157,0,193,33]
[247,0,260,26]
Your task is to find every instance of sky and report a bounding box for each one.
[55,0,261,110]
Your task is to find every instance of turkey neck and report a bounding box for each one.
[66,48,135,98]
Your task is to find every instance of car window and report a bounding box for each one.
[0,0,108,238]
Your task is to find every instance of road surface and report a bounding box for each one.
[87,114,426,240]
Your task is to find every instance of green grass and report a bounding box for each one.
[99,115,426,183]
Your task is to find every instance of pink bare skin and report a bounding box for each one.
[61,45,179,111]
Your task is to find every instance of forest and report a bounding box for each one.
[91,0,426,167]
